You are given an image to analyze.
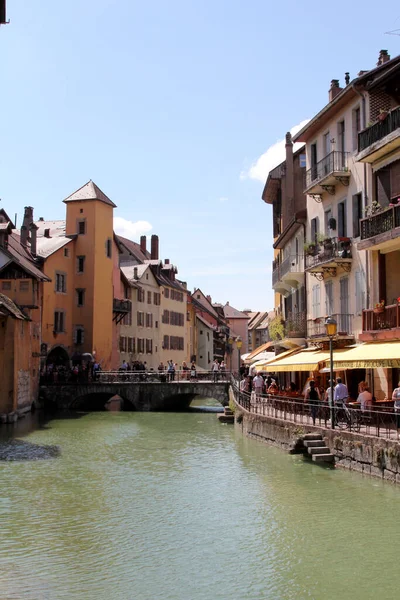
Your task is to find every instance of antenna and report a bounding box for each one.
[385,29,400,36]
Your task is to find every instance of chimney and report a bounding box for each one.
[133,267,138,280]
[22,206,34,230]
[39,217,44,221]
[44,228,51,238]
[140,235,147,255]
[29,222,38,257]
[151,234,159,260]
[165,258,170,264]
[206,295,212,304]
[329,79,342,102]
[377,49,390,66]
[345,72,350,86]
[20,225,28,247]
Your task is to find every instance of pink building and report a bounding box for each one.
[223,302,249,371]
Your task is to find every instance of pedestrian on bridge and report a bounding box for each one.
[212,359,220,382]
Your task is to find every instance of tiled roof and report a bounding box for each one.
[117,235,151,262]
[36,220,66,237]
[196,314,215,329]
[121,264,149,281]
[36,236,72,259]
[0,293,27,320]
[223,303,249,319]
[3,233,50,281]
[63,180,116,208]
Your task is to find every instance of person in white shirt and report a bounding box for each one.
[253,374,264,395]
[334,378,349,406]
[357,385,373,412]
[212,359,220,382]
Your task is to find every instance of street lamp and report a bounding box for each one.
[236,336,243,380]
[325,315,337,429]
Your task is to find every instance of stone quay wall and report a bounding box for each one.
[230,388,400,484]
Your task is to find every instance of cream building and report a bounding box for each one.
[119,264,161,370]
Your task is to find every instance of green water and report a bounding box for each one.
[0,404,399,600]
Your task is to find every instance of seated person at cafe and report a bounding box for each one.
[267,379,279,394]
[357,383,373,412]
[286,381,298,397]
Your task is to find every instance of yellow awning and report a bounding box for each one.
[326,341,400,369]
[265,348,331,372]
[254,348,300,372]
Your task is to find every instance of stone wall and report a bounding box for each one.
[232,388,400,484]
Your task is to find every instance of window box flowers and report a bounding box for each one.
[374,300,385,314]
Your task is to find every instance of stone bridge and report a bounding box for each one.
[39,381,230,411]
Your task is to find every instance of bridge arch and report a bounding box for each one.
[46,345,70,367]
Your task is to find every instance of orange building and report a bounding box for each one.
[35,181,130,369]
[0,209,49,419]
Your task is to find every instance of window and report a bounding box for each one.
[310,143,318,181]
[146,313,153,328]
[355,270,366,315]
[164,288,170,298]
[352,193,363,238]
[187,312,190,321]
[76,288,85,307]
[146,339,153,354]
[170,336,184,350]
[312,285,321,318]
[19,280,29,291]
[338,200,347,237]
[137,311,144,327]
[338,121,346,156]
[54,311,65,333]
[352,106,361,151]
[74,326,84,345]
[106,238,112,258]
[128,337,135,353]
[162,310,170,324]
[2,281,11,290]
[123,307,132,326]
[78,220,86,235]
[137,288,145,302]
[137,338,145,353]
[324,209,332,235]
[323,131,330,157]
[153,292,161,305]
[325,281,334,315]
[310,217,319,243]
[200,330,203,335]
[163,335,169,350]
[299,153,306,168]
[376,168,391,208]
[155,320,158,328]
[64,247,69,258]
[207,332,210,341]
[119,336,127,352]
[147,291,152,304]
[77,256,85,273]
[55,272,66,293]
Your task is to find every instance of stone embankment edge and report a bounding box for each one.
[230,387,400,485]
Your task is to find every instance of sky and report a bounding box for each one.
[1,1,399,311]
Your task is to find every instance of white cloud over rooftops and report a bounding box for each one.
[241,119,310,182]
[113,217,152,239]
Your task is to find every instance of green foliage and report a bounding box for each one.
[228,398,236,414]
[269,316,285,341]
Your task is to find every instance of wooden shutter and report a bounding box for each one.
[376,168,391,207]
[390,160,400,199]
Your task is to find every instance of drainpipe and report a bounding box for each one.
[353,83,370,309]
[295,217,307,338]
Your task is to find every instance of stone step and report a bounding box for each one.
[303,440,326,448]
[312,453,335,463]
[303,433,323,441]
[308,446,331,455]
[224,408,233,416]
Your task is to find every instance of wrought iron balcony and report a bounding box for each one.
[304,151,350,196]
[357,106,400,163]
[359,204,400,250]
[272,255,304,290]
[113,298,132,323]
[360,304,400,341]
[307,314,353,339]
[285,310,306,338]
[305,237,352,278]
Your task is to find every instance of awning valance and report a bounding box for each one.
[326,341,400,369]
[265,348,331,372]
[245,341,275,362]
[253,348,301,372]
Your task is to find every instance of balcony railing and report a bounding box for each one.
[360,204,400,241]
[113,298,132,313]
[305,151,350,191]
[285,310,306,338]
[362,304,400,333]
[272,255,304,286]
[307,314,353,338]
[358,106,400,153]
[305,237,352,272]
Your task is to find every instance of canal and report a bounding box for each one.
[1,400,400,600]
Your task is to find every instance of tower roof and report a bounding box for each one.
[63,180,116,208]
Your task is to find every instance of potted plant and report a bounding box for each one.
[317,233,333,250]
[304,241,317,256]
[378,109,389,122]
[374,300,385,314]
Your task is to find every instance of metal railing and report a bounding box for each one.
[272,255,304,286]
[307,313,353,338]
[360,204,400,241]
[305,237,352,270]
[113,298,132,313]
[305,151,350,190]
[231,379,399,441]
[362,304,400,333]
[358,106,400,153]
[286,310,306,338]
[40,370,232,385]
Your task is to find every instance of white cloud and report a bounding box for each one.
[113,217,152,239]
[241,119,310,182]
[218,196,228,203]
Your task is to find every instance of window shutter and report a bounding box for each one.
[391,160,400,199]
[376,168,391,207]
